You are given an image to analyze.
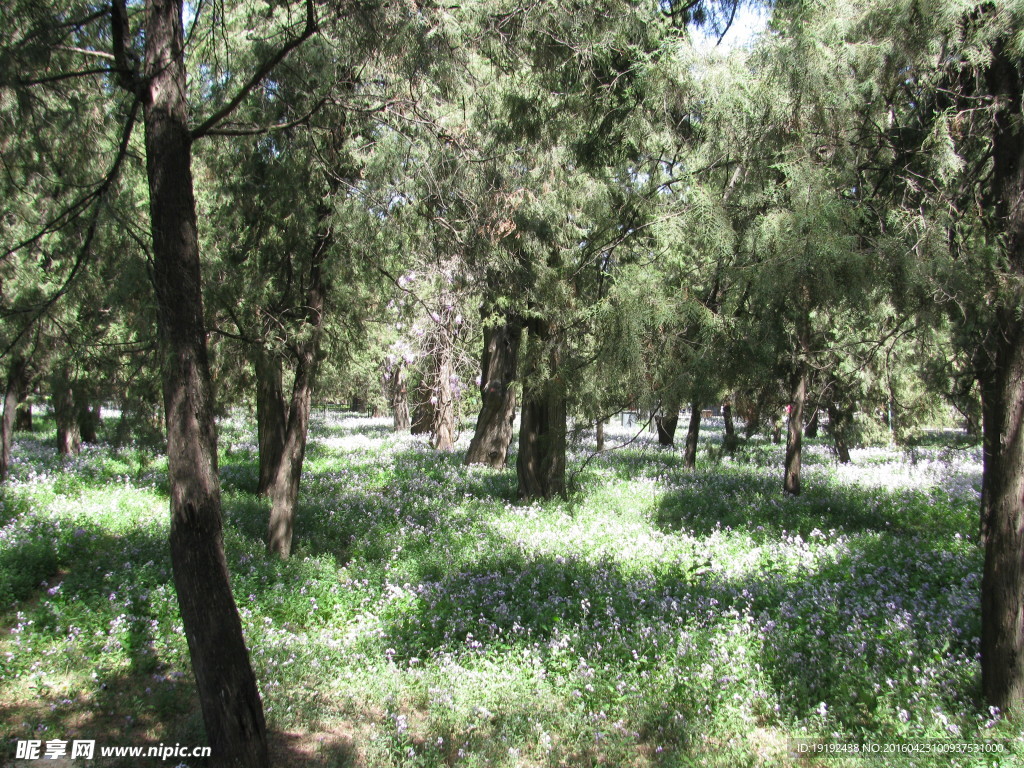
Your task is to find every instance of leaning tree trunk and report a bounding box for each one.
[267,227,328,559]
[979,40,1024,717]
[53,372,81,456]
[466,315,523,468]
[517,318,567,500]
[783,366,806,496]
[254,349,288,496]
[137,0,269,763]
[683,400,701,469]
[1,356,26,482]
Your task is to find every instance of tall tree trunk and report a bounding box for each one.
[77,397,100,444]
[431,345,456,452]
[826,404,853,464]
[254,349,287,496]
[14,371,32,433]
[465,314,523,468]
[138,1,268,763]
[722,402,738,455]
[267,228,328,559]
[783,367,806,495]
[596,419,604,452]
[979,41,1024,716]
[683,400,701,469]
[387,363,410,432]
[1,356,26,482]
[53,372,81,456]
[656,407,679,447]
[516,318,566,500]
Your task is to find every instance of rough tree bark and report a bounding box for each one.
[465,314,523,468]
[431,346,456,452]
[267,230,328,559]
[783,368,806,495]
[978,40,1024,717]
[387,362,411,432]
[517,317,566,500]
[596,419,605,452]
[129,0,270,763]
[53,371,81,456]
[683,400,701,469]
[254,349,287,496]
[1,356,26,482]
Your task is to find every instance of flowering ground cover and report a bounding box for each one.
[0,412,1020,766]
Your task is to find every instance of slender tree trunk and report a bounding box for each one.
[1,356,26,482]
[254,349,287,496]
[267,228,328,559]
[656,408,679,447]
[683,400,701,469]
[516,318,566,500]
[53,372,81,456]
[783,367,806,495]
[431,344,456,452]
[465,314,523,467]
[826,405,853,464]
[722,402,738,455]
[139,1,268,763]
[596,419,604,452]
[979,41,1024,716]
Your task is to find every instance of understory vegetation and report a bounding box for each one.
[0,412,1018,767]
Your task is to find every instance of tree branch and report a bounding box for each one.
[191,0,318,141]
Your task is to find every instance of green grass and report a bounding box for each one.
[0,413,1020,767]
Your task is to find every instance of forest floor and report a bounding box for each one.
[0,411,1021,767]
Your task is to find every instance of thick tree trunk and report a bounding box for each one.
[683,400,701,469]
[267,227,328,559]
[979,42,1024,716]
[1,356,26,482]
[656,410,679,447]
[139,1,268,763]
[465,315,523,468]
[596,419,604,452]
[53,372,81,456]
[826,405,853,464]
[516,318,566,500]
[254,349,287,496]
[783,366,806,496]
